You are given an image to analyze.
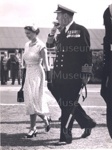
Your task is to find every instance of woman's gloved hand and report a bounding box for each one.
[21,68,26,90]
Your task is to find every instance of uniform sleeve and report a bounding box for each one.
[103,8,110,27]
[103,7,112,43]
[46,34,55,48]
[81,27,92,75]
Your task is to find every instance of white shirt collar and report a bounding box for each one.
[65,20,74,33]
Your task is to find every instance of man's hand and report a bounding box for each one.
[50,26,57,35]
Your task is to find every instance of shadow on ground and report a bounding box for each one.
[1,133,81,147]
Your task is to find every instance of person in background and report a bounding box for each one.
[101,4,112,139]
[15,50,22,84]
[1,51,9,85]
[10,50,21,85]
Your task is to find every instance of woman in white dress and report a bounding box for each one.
[22,25,51,138]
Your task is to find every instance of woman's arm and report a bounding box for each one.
[21,61,26,90]
[40,48,52,83]
[40,48,50,71]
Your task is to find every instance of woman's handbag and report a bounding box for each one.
[17,89,24,102]
[17,68,26,103]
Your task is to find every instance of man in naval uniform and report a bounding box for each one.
[47,4,96,144]
[101,4,112,139]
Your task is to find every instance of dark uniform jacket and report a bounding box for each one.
[101,6,112,102]
[101,6,112,139]
[103,7,112,73]
[47,22,92,85]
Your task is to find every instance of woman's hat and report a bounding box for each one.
[24,24,40,34]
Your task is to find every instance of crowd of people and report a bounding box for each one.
[1,50,22,85]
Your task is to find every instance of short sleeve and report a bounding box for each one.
[24,42,29,53]
[39,40,46,52]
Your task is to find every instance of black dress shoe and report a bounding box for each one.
[81,121,96,138]
[81,128,92,138]
[58,137,72,144]
[89,121,96,128]
[66,139,72,144]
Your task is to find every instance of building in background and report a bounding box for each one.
[0,27,105,82]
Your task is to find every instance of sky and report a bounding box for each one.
[0,0,112,28]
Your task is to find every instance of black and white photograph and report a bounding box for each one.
[0,0,112,149]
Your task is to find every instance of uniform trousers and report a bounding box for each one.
[101,72,112,138]
[48,81,95,141]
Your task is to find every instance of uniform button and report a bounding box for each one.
[62,50,65,52]
[61,59,63,62]
[56,60,58,62]
[62,55,64,57]
[56,65,58,67]
[61,65,63,67]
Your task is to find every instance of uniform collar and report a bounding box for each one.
[65,20,74,33]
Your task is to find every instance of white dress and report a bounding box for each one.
[23,38,49,115]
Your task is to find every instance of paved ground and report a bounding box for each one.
[0,82,112,149]
[0,81,105,106]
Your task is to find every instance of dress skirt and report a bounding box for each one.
[24,64,49,115]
